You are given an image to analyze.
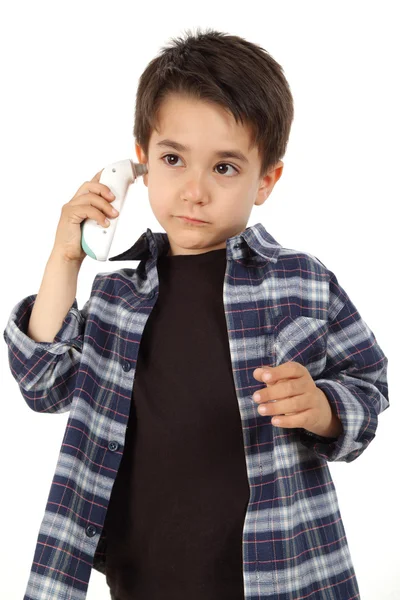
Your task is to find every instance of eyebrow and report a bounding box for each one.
[155,138,249,164]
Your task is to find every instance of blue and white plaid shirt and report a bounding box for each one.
[4,222,389,599]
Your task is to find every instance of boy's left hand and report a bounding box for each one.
[252,361,343,439]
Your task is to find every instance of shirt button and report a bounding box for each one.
[86,525,97,537]
[108,441,119,452]
[122,361,131,371]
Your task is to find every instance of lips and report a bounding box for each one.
[178,216,208,223]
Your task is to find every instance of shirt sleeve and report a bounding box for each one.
[3,291,91,414]
[297,268,389,463]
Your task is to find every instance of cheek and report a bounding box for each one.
[219,201,251,223]
[148,194,170,218]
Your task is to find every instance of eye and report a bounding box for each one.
[160,153,239,177]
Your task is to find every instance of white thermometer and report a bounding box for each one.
[80,159,148,261]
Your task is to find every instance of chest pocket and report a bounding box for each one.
[272,314,328,377]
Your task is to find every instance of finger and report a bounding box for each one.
[270,409,312,429]
[264,393,309,413]
[253,362,304,384]
[91,169,104,183]
[253,379,289,404]
[253,378,306,405]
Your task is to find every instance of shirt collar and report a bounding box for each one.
[108,222,281,264]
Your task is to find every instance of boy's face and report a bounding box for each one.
[135,93,283,256]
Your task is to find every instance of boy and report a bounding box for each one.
[3,27,389,600]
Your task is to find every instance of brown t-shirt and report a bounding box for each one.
[103,248,250,599]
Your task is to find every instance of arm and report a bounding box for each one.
[27,252,84,343]
[298,269,389,462]
[3,253,93,414]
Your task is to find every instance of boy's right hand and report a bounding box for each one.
[51,169,120,263]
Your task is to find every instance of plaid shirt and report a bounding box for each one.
[4,222,389,599]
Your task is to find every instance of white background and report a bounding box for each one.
[1,1,398,598]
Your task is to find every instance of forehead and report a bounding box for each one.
[151,93,256,154]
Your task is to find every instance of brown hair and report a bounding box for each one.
[133,27,294,180]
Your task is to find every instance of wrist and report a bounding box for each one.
[307,389,343,439]
[319,414,343,439]
[49,250,84,269]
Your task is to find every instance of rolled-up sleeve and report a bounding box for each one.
[3,293,90,414]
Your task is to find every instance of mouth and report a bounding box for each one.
[177,216,209,224]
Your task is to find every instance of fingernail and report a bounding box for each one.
[263,372,272,382]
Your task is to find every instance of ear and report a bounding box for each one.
[254,161,284,206]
